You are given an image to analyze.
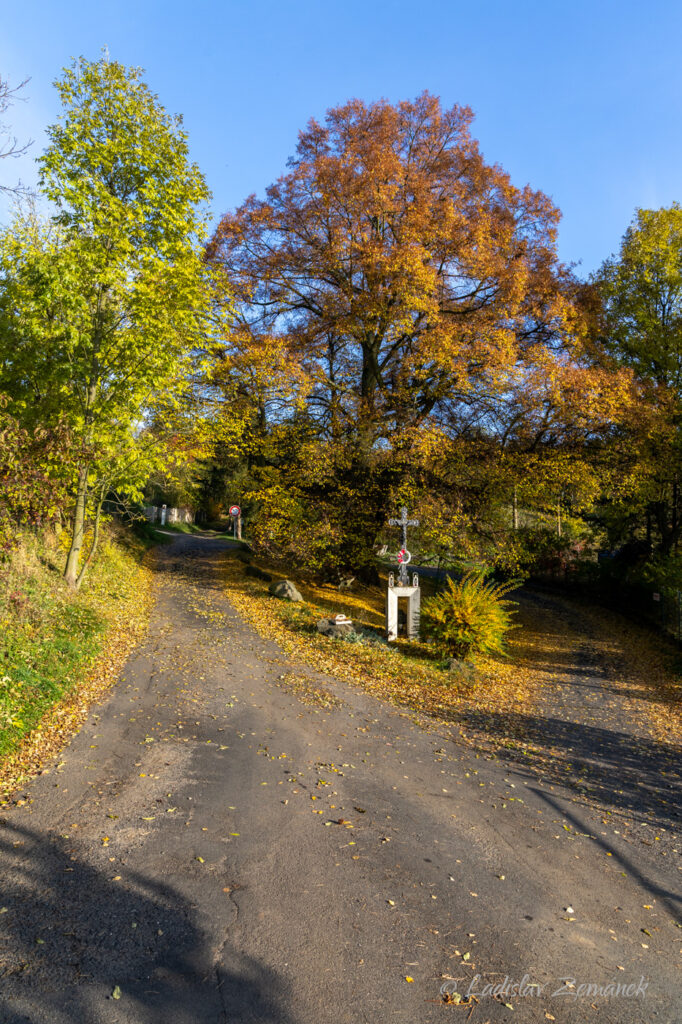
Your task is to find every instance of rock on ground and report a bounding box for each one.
[268,579,303,601]
[316,617,355,638]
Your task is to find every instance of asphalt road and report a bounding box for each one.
[0,534,679,1023]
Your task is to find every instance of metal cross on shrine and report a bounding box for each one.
[388,506,420,585]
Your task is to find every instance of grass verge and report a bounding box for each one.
[0,524,154,798]
[221,553,681,751]
[220,554,538,732]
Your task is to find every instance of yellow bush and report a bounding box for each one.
[421,573,519,661]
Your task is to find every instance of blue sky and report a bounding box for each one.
[1,0,680,276]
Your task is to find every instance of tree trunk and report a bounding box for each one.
[76,490,104,589]
[673,476,679,555]
[65,379,97,588]
[64,466,89,588]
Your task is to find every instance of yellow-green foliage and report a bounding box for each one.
[421,573,519,661]
[0,525,149,760]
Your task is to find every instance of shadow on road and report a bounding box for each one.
[531,790,682,923]
[447,706,681,830]
[0,821,294,1024]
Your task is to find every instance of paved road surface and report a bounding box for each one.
[0,535,679,1023]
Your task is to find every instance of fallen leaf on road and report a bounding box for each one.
[442,991,462,1004]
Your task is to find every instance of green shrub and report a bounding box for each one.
[421,573,519,661]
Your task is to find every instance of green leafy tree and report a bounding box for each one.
[0,55,215,586]
[599,205,682,390]
[597,205,682,554]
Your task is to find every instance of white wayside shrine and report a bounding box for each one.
[386,570,421,641]
[386,506,421,641]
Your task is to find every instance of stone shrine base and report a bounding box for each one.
[386,583,420,641]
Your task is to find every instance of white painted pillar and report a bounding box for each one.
[386,580,421,642]
[387,587,399,641]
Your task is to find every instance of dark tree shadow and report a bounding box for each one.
[0,821,295,1024]
[445,707,682,830]
[531,790,682,922]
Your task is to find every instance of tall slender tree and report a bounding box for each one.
[0,55,215,586]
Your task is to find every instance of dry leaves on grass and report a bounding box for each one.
[222,554,681,759]
[575,604,682,745]
[0,551,154,801]
[221,558,539,730]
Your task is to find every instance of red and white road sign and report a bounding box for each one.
[229,505,241,517]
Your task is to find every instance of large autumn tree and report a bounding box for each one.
[207,93,623,576]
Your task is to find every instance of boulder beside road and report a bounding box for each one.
[268,579,303,602]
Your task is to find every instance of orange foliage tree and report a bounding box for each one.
[207,93,628,577]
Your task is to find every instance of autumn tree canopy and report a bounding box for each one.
[205,93,626,577]
[209,93,601,445]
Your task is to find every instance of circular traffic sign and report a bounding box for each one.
[229,505,241,517]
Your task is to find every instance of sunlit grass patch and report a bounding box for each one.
[222,549,682,750]
[0,526,153,793]
[220,553,538,728]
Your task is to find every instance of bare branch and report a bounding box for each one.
[0,74,34,196]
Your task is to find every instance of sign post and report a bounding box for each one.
[229,504,242,541]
